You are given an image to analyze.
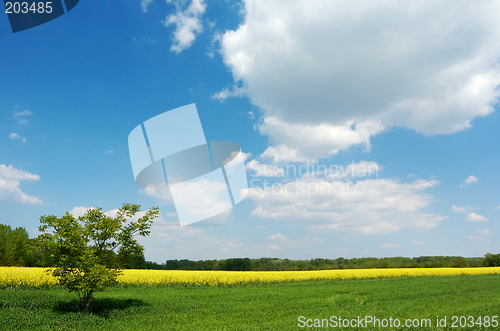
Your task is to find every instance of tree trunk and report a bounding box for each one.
[84,291,93,314]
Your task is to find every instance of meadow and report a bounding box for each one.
[1,268,500,330]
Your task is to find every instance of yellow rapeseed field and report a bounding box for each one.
[0,267,58,288]
[1,267,500,288]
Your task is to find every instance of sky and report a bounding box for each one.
[1,0,499,263]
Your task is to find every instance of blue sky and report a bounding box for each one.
[1,0,499,263]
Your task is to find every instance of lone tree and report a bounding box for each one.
[33,203,159,313]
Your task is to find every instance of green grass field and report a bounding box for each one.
[1,274,499,330]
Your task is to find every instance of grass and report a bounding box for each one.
[1,274,499,330]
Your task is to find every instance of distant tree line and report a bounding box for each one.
[0,224,45,267]
[145,254,500,271]
[2,223,500,270]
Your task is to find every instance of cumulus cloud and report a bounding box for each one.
[247,161,445,234]
[451,205,475,213]
[0,165,39,181]
[0,164,41,204]
[258,117,384,163]
[168,179,232,222]
[381,243,399,248]
[164,0,206,53]
[139,183,174,204]
[460,175,479,188]
[13,109,32,126]
[212,85,247,100]
[9,133,26,143]
[216,0,500,160]
[267,233,285,241]
[468,229,491,242]
[68,206,94,218]
[140,179,233,225]
[141,0,154,13]
[465,213,488,222]
[413,241,424,246]
[477,229,491,236]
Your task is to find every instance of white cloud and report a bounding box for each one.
[141,0,154,13]
[68,206,94,218]
[468,236,487,242]
[139,183,174,204]
[140,179,233,225]
[216,0,500,160]
[413,241,424,246]
[212,85,247,100]
[164,0,206,53]
[0,164,41,204]
[451,205,475,213]
[13,109,32,126]
[477,229,491,236]
[465,212,488,222]
[381,243,399,248]
[223,242,244,252]
[468,229,491,242]
[168,179,232,223]
[258,117,384,163]
[247,163,445,234]
[0,164,39,181]
[460,175,479,188]
[104,150,114,154]
[259,144,304,164]
[9,133,26,143]
[267,233,285,241]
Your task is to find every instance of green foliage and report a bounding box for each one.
[32,203,159,313]
[1,275,500,330]
[0,224,43,267]
[484,253,500,267]
[219,258,251,271]
[451,257,470,268]
[157,255,492,271]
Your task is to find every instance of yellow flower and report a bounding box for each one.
[2,266,500,288]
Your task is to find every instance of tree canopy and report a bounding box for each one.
[33,203,159,313]
[0,224,41,267]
